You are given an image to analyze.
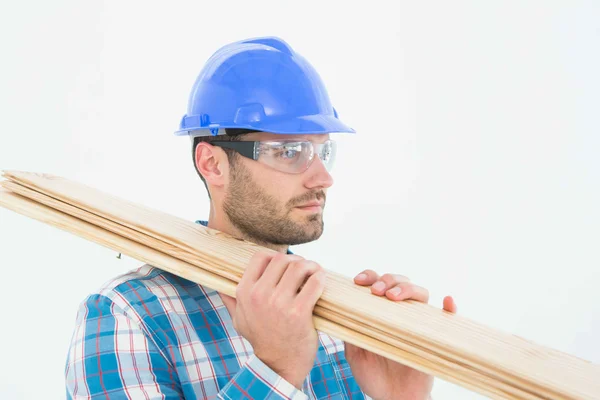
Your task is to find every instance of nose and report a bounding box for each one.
[304,155,334,190]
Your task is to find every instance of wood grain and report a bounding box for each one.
[0,187,535,400]
[1,170,599,399]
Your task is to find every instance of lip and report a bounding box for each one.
[295,201,324,212]
[296,201,324,208]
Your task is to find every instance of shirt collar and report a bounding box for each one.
[195,220,294,255]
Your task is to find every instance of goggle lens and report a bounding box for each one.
[256,140,336,174]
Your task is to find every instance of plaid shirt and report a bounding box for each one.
[65,221,371,399]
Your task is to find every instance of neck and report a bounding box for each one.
[206,206,290,254]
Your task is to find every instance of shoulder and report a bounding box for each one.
[77,264,217,324]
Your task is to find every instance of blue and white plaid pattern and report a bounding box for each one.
[65,221,371,399]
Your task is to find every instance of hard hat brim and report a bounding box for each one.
[174,113,356,137]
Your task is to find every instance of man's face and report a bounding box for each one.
[222,132,334,246]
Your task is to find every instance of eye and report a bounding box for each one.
[282,149,298,159]
[276,144,302,160]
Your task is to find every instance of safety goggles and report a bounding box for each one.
[210,139,337,174]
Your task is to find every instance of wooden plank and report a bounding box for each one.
[2,171,597,399]
[2,170,600,399]
[0,187,535,400]
[1,179,546,398]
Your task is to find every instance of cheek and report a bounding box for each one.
[243,160,306,207]
[254,167,300,204]
[265,175,297,203]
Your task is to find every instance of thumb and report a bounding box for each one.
[220,292,237,311]
[344,341,359,356]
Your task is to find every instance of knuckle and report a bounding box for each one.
[273,297,287,312]
[381,273,409,284]
[249,288,264,305]
[287,260,309,277]
[313,268,326,280]
[308,272,326,291]
[398,282,413,294]
[267,253,286,268]
[266,297,275,310]
[287,305,303,320]
[301,264,322,282]
[285,255,305,265]
[254,250,270,258]
[272,254,303,271]
[252,251,272,263]
[380,274,396,285]
[272,252,287,262]
[304,260,322,273]
[299,260,317,271]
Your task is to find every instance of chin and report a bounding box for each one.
[304,222,325,241]
[284,224,323,245]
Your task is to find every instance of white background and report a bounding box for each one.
[1,1,599,399]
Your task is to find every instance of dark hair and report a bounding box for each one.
[191,128,259,197]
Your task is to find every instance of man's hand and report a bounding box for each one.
[345,270,457,400]
[221,251,326,390]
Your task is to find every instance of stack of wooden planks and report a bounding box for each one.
[1,170,598,400]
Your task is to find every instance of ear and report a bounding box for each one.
[195,142,229,188]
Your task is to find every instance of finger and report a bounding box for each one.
[277,260,322,299]
[354,269,379,285]
[370,273,411,295]
[240,252,274,289]
[294,270,327,313]
[443,296,457,313]
[243,252,275,283]
[257,253,304,289]
[384,283,429,303]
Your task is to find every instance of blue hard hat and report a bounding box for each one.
[175,37,355,137]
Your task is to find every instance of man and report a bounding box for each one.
[65,37,457,399]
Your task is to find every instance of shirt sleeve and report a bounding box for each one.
[218,354,308,400]
[65,294,183,399]
[66,293,308,400]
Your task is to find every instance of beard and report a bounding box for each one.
[222,157,326,246]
